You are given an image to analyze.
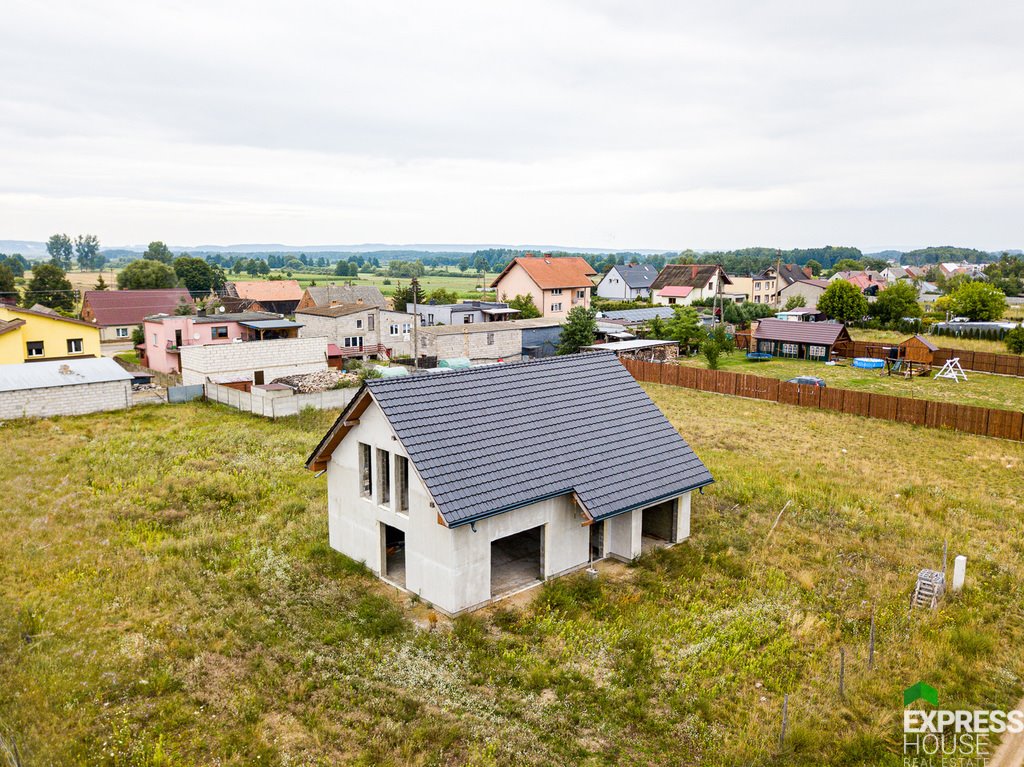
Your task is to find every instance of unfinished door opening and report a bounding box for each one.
[641,498,677,554]
[589,520,605,562]
[381,523,406,588]
[491,526,543,598]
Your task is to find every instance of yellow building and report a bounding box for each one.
[0,305,102,365]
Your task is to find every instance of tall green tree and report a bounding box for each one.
[46,234,74,270]
[143,241,175,264]
[804,259,822,276]
[94,274,110,290]
[75,234,102,270]
[505,293,541,319]
[391,282,426,312]
[557,306,597,354]
[870,281,922,325]
[0,264,15,299]
[948,282,1007,321]
[1005,327,1024,355]
[0,253,29,277]
[663,306,706,352]
[817,280,868,323]
[173,256,225,294]
[427,288,460,304]
[23,263,75,312]
[117,259,178,290]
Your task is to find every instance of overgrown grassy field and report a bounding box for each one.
[679,353,1024,412]
[849,328,1012,354]
[1,394,1022,766]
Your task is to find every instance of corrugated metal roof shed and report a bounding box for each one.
[0,357,132,392]
[239,319,305,330]
[310,353,713,527]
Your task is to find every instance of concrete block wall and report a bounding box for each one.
[0,380,132,419]
[424,328,523,363]
[180,337,328,386]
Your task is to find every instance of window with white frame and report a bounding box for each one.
[401,323,411,334]
[551,302,562,312]
[809,345,827,359]
[551,288,563,295]
[576,289,586,299]
[343,336,362,347]
[115,327,130,338]
[389,324,400,336]
[463,315,474,324]
[781,343,799,358]
[26,341,44,357]
[66,338,83,354]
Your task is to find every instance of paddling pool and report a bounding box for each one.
[852,357,884,369]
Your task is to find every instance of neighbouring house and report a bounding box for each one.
[752,318,852,361]
[490,257,596,318]
[296,285,388,311]
[224,280,304,314]
[179,336,328,387]
[595,263,659,300]
[581,339,679,361]
[724,275,754,302]
[141,311,304,374]
[749,264,813,305]
[0,357,132,419]
[650,264,732,306]
[305,352,713,615]
[778,279,831,309]
[81,288,194,342]
[881,266,911,283]
[416,317,563,364]
[595,306,676,330]
[775,307,826,322]
[296,303,421,361]
[0,305,102,364]
[416,300,520,326]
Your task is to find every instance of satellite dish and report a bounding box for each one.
[193,333,201,340]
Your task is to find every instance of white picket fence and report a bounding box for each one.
[205,382,357,418]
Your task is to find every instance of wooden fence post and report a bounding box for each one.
[839,647,846,698]
[779,694,789,748]
[869,608,876,670]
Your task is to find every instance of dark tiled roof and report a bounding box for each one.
[754,318,851,346]
[296,303,374,318]
[320,353,713,527]
[650,264,731,290]
[611,264,659,289]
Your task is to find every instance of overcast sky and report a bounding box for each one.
[1,1,1022,252]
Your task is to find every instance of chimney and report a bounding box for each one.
[691,265,698,279]
[356,298,364,305]
[803,266,812,279]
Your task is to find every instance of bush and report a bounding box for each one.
[1005,326,1024,354]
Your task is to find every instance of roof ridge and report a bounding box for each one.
[366,351,612,388]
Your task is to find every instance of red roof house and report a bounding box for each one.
[81,289,194,342]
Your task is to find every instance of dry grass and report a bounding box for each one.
[1,395,1022,765]
[849,328,1011,354]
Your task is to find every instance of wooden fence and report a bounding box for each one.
[623,359,1024,443]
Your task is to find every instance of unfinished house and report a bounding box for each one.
[306,352,713,614]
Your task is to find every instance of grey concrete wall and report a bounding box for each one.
[180,337,327,386]
[0,380,132,419]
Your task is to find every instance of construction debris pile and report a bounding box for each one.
[271,369,359,393]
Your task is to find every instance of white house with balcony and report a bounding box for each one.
[296,303,421,360]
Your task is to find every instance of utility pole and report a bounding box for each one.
[775,249,783,309]
[411,277,419,371]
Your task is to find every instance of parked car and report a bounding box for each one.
[787,376,826,387]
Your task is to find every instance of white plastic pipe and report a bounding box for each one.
[952,555,967,592]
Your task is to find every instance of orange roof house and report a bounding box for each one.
[224,280,304,314]
[490,256,596,318]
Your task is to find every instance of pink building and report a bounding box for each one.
[140,311,303,373]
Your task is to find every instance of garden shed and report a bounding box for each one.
[899,335,938,365]
[752,318,852,361]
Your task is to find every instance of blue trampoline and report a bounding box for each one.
[852,357,884,369]
[746,352,773,361]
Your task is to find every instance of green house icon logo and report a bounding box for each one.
[904,682,938,707]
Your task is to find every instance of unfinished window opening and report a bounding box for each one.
[641,498,677,554]
[358,443,373,497]
[381,523,406,587]
[376,449,391,506]
[254,370,265,385]
[589,520,605,562]
[395,455,409,513]
[491,526,543,598]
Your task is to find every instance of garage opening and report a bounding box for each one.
[641,498,677,554]
[491,526,543,597]
[381,523,406,588]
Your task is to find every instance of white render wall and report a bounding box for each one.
[419,327,523,363]
[326,396,694,614]
[179,337,328,386]
[0,380,132,419]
